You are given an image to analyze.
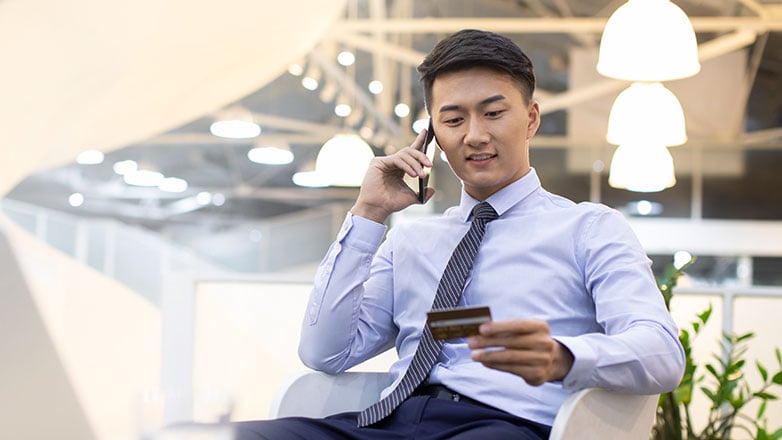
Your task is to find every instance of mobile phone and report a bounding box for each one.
[418,119,436,204]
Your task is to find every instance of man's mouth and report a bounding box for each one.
[467,153,497,161]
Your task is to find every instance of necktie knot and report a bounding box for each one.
[472,201,498,223]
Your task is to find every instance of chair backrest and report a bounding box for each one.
[0,226,96,440]
[270,371,659,440]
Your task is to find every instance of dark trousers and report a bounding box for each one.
[234,395,551,440]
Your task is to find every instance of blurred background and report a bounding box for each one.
[1,1,781,439]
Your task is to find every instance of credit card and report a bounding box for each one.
[427,305,491,340]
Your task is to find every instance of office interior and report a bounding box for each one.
[1,0,781,439]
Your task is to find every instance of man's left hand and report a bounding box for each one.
[468,319,574,386]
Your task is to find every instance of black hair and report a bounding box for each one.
[417,29,536,110]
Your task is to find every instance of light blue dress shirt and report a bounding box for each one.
[299,168,685,426]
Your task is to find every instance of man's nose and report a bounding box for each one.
[464,118,490,147]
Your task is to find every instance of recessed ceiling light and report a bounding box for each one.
[113,160,138,175]
[76,149,104,165]
[292,170,330,188]
[337,51,355,66]
[209,120,261,139]
[159,177,188,193]
[248,146,294,165]
[394,103,410,118]
[368,80,383,95]
[68,193,84,207]
[124,170,164,187]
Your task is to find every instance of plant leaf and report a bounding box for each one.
[773,371,782,385]
[754,391,778,400]
[701,386,717,404]
[698,305,712,324]
[758,400,767,419]
[705,364,719,379]
[758,361,769,382]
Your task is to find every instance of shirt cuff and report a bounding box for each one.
[554,335,598,389]
[341,212,386,251]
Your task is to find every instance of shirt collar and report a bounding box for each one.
[456,167,541,222]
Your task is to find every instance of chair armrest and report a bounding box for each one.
[270,372,659,440]
[269,371,392,419]
[549,388,658,440]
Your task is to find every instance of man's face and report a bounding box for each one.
[430,67,540,201]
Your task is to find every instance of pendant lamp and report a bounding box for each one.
[608,142,676,192]
[606,82,687,146]
[315,134,375,187]
[597,0,700,81]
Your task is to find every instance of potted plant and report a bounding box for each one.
[653,258,782,440]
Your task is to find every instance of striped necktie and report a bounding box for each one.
[357,201,499,427]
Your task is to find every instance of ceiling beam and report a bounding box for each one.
[309,49,403,136]
[332,16,782,34]
[330,32,425,67]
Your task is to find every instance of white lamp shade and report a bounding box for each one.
[608,142,676,192]
[210,107,261,139]
[315,134,375,187]
[248,146,294,165]
[606,82,687,146]
[597,0,700,81]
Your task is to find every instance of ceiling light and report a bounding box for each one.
[673,250,693,269]
[210,107,261,139]
[337,51,355,66]
[68,193,84,207]
[597,0,700,81]
[301,77,319,91]
[635,200,663,216]
[247,145,294,165]
[158,177,188,193]
[335,103,352,118]
[302,64,321,91]
[394,103,410,118]
[113,159,138,175]
[292,170,331,188]
[212,193,226,206]
[196,191,212,205]
[412,120,428,133]
[124,170,164,187]
[608,142,676,192]
[76,149,104,165]
[315,134,375,187]
[606,82,687,146]
[368,80,383,95]
[288,63,304,76]
[209,119,261,139]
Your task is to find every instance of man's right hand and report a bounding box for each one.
[350,129,435,224]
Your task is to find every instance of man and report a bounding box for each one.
[236,29,684,439]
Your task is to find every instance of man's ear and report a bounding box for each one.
[526,101,541,139]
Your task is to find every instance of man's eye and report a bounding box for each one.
[486,110,504,118]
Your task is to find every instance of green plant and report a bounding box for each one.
[653,258,782,440]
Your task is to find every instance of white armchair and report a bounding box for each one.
[269,371,659,440]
